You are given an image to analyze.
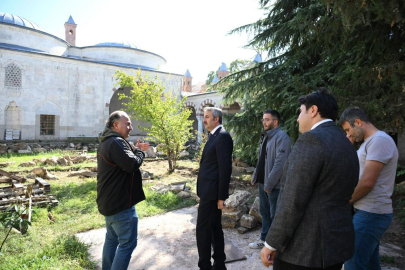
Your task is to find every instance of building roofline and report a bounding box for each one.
[79,45,167,64]
[0,45,182,77]
[0,22,168,64]
[0,21,71,46]
[182,90,219,97]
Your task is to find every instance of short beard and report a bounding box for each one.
[354,126,365,143]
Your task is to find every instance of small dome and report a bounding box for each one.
[94,42,137,49]
[0,12,45,32]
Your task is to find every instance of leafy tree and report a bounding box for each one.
[115,70,193,173]
[220,0,405,165]
[205,70,217,86]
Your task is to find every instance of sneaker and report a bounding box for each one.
[249,238,265,249]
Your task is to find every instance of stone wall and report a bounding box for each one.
[0,50,182,141]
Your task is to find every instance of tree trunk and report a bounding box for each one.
[0,227,12,252]
[168,150,174,173]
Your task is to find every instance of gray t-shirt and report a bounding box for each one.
[354,131,398,214]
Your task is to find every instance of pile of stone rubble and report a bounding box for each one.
[223,190,261,234]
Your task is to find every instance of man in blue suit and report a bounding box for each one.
[196,107,233,270]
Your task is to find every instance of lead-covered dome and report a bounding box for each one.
[94,42,137,49]
[0,12,45,32]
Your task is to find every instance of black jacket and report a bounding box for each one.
[97,127,145,216]
[197,126,233,201]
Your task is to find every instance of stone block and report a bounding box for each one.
[33,158,47,164]
[68,170,96,178]
[32,143,41,148]
[245,167,255,174]
[33,148,47,153]
[232,166,245,173]
[222,205,247,221]
[0,161,15,168]
[224,190,251,211]
[19,161,36,167]
[249,197,262,223]
[141,170,150,180]
[240,214,258,229]
[32,167,47,177]
[237,226,251,234]
[177,191,191,198]
[57,157,68,166]
[222,215,238,228]
[18,150,32,154]
[45,156,58,166]
[179,150,189,158]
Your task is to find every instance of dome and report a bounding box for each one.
[0,12,45,32]
[94,42,137,49]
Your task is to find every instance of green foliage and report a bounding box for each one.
[221,0,405,162]
[0,204,31,253]
[115,70,193,172]
[0,158,197,268]
[380,255,396,263]
[397,165,405,177]
[193,131,208,163]
[228,59,252,74]
[206,70,217,85]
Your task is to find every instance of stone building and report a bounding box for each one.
[0,12,182,140]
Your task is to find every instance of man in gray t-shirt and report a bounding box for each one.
[340,107,398,270]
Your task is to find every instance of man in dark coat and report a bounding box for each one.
[260,89,359,270]
[196,107,233,270]
[97,110,149,270]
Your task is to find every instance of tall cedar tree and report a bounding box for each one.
[219,0,405,165]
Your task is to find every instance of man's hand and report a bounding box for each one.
[251,178,255,186]
[217,200,226,209]
[260,246,277,267]
[264,188,270,193]
[136,139,150,151]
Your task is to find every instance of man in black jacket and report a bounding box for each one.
[196,107,233,270]
[97,111,149,270]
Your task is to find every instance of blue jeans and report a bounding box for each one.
[258,183,280,241]
[344,209,393,270]
[102,206,139,270]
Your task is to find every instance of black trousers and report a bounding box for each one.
[274,257,343,270]
[196,199,226,270]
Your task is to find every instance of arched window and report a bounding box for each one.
[5,64,22,88]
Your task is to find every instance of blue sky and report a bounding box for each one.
[1,0,265,83]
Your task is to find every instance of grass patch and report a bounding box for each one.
[0,156,197,269]
[137,188,196,217]
[380,255,396,263]
[0,151,97,173]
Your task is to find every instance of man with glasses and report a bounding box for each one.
[249,109,291,249]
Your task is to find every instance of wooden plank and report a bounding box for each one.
[0,179,12,184]
[0,169,26,183]
[12,181,24,189]
[35,178,51,193]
